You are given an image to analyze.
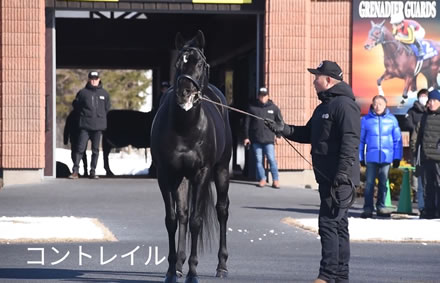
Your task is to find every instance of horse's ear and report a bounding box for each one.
[379,20,385,27]
[175,32,185,50]
[370,20,375,27]
[195,30,205,49]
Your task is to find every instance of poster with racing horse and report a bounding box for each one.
[352,0,440,115]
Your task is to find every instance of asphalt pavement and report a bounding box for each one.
[0,177,439,283]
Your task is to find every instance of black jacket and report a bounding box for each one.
[284,81,361,186]
[404,100,425,134]
[412,107,440,162]
[73,82,111,131]
[244,99,283,144]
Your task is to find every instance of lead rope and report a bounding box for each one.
[199,95,356,209]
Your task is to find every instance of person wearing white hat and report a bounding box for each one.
[390,11,426,58]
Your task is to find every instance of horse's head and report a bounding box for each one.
[364,20,386,50]
[174,30,210,111]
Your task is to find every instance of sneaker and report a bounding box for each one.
[89,171,99,179]
[360,211,373,219]
[272,180,280,189]
[376,207,392,217]
[257,180,266,187]
[420,210,434,219]
[68,172,79,179]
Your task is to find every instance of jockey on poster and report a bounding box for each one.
[390,11,426,58]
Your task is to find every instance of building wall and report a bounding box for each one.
[265,0,351,170]
[0,0,46,185]
[0,0,352,185]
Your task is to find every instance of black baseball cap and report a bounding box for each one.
[258,87,268,95]
[307,60,343,81]
[161,81,170,88]
[88,71,99,79]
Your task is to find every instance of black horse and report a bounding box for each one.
[102,109,154,176]
[151,30,232,283]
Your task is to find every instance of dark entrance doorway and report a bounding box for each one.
[49,7,264,177]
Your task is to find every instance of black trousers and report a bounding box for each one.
[72,129,102,173]
[421,160,440,218]
[318,183,351,283]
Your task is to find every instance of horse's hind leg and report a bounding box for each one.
[102,137,114,176]
[213,164,230,278]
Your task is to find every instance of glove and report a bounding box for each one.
[360,160,366,167]
[393,159,400,168]
[264,119,291,136]
[332,172,350,188]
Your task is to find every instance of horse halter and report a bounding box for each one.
[175,46,210,103]
[369,26,385,47]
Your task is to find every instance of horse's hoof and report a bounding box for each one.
[164,275,178,283]
[184,276,199,283]
[216,269,228,278]
[176,270,184,278]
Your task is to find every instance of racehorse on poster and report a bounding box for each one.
[150,30,232,283]
[364,20,440,104]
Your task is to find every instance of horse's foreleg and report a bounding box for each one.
[186,169,211,283]
[377,72,394,96]
[213,165,230,278]
[159,175,182,283]
[175,179,189,277]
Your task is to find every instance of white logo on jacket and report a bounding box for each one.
[322,113,329,119]
[267,110,274,114]
[99,96,105,100]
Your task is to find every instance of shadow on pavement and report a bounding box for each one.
[0,268,163,283]
[243,206,319,215]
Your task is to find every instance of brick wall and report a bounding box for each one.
[0,0,46,169]
[265,0,351,170]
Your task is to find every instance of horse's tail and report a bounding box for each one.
[188,180,218,254]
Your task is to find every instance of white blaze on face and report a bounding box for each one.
[178,93,195,111]
[180,100,193,111]
[183,54,188,63]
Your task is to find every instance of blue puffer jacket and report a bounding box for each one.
[359,108,403,164]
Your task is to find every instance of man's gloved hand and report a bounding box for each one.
[360,160,366,167]
[264,119,290,136]
[332,172,350,188]
[393,159,400,168]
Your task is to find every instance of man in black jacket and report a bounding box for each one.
[69,71,111,179]
[405,88,428,212]
[266,61,360,283]
[411,88,440,219]
[244,87,283,188]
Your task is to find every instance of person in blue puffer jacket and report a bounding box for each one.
[359,95,403,218]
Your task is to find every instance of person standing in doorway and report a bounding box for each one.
[244,87,283,188]
[266,60,360,283]
[64,108,88,177]
[69,71,111,179]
